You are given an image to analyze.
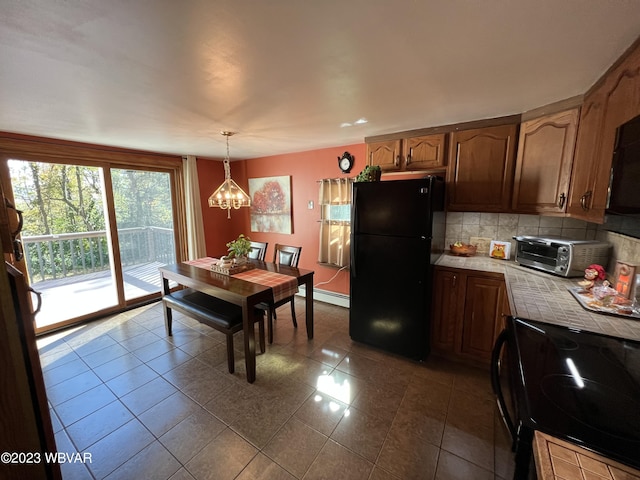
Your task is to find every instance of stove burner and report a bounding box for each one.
[541,374,640,442]
[551,335,579,351]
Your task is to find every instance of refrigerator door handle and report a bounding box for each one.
[352,187,359,234]
[351,237,357,278]
[351,187,358,278]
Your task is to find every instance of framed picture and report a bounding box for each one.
[248,176,292,234]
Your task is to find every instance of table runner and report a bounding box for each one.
[184,257,298,303]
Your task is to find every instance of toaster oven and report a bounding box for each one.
[513,236,610,277]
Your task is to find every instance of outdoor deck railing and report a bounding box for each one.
[22,227,175,283]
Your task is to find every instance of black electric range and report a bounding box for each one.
[492,317,640,478]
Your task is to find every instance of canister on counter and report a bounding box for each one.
[613,261,638,298]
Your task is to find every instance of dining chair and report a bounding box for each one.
[259,243,302,343]
[248,241,268,261]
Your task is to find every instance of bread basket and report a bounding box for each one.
[449,243,478,256]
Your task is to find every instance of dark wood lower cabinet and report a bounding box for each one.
[431,267,462,353]
[431,265,509,365]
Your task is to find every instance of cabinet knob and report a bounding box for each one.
[395,155,400,167]
[406,148,412,166]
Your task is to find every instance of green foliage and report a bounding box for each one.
[355,165,382,182]
[9,161,175,237]
[24,236,110,282]
[111,169,174,229]
[9,161,105,236]
[8,160,176,282]
[226,234,252,258]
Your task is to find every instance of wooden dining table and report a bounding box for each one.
[159,259,314,383]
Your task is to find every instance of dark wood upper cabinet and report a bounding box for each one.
[446,124,518,212]
[362,38,640,222]
[568,39,640,222]
[512,109,579,214]
[367,133,446,172]
[567,88,606,221]
[592,44,640,219]
[367,139,402,171]
[403,133,446,170]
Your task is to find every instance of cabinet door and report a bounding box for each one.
[567,88,606,220]
[431,268,461,353]
[404,134,446,170]
[567,42,640,223]
[493,288,512,346]
[459,274,505,362]
[512,109,579,214]
[447,124,518,212]
[591,45,640,219]
[367,139,402,171]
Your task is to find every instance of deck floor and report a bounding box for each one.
[32,262,170,329]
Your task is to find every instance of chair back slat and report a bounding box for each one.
[273,244,301,267]
[248,241,268,261]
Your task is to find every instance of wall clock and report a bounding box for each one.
[338,152,354,173]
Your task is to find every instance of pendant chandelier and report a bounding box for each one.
[208,131,251,219]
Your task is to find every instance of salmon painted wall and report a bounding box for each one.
[197,143,367,295]
[196,156,251,256]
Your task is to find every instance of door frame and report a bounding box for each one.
[0,133,188,334]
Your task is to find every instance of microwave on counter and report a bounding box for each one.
[513,235,610,277]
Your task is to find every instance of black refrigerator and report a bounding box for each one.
[349,176,445,360]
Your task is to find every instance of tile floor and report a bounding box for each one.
[38,298,516,480]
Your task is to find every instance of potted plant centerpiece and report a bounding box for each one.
[225,234,252,265]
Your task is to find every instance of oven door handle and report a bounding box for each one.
[491,328,517,442]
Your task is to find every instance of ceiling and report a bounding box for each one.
[2,1,640,160]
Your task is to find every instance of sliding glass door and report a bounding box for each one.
[8,159,180,332]
[111,168,176,302]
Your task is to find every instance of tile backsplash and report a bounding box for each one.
[444,212,640,273]
[596,230,640,271]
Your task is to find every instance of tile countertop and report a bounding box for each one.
[533,431,640,480]
[435,253,640,342]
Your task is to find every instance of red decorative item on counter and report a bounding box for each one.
[579,264,607,290]
[587,264,607,281]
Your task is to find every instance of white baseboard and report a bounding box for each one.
[297,286,350,308]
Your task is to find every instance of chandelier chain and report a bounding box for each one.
[223,132,232,179]
[208,131,251,218]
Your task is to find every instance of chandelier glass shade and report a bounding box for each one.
[208,132,251,219]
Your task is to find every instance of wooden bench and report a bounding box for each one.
[162,288,265,373]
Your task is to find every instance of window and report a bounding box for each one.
[318,178,353,268]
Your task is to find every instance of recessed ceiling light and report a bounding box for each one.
[340,118,368,128]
